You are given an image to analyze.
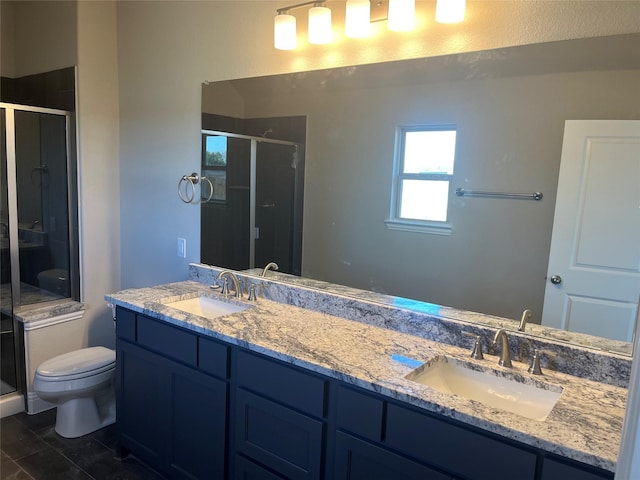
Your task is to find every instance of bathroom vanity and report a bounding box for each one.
[106,272,626,480]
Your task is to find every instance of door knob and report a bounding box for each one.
[550,275,562,285]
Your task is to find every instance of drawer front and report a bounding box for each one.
[334,432,450,480]
[199,336,229,379]
[541,458,613,480]
[235,389,324,480]
[336,386,384,442]
[115,307,136,341]
[136,315,197,366]
[385,404,537,480]
[236,350,326,417]
[234,454,287,480]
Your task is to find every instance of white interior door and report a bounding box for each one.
[542,120,640,342]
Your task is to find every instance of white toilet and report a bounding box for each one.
[33,346,116,438]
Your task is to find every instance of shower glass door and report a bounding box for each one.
[200,131,303,274]
[255,141,300,274]
[1,107,18,395]
[14,109,72,304]
[1,103,78,400]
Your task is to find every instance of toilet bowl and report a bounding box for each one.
[33,346,116,438]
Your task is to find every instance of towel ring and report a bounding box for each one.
[200,176,214,203]
[178,173,215,204]
[178,173,197,203]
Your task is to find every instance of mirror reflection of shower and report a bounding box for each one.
[200,117,306,276]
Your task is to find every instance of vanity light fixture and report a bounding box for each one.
[435,0,466,23]
[308,3,333,44]
[274,12,297,50]
[345,0,371,38]
[274,0,459,50]
[387,0,415,32]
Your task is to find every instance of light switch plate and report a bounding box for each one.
[177,237,186,258]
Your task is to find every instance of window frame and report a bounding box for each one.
[201,133,228,204]
[385,124,456,235]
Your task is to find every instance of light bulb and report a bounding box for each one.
[274,13,296,50]
[435,0,466,24]
[388,0,415,32]
[345,0,370,38]
[308,5,332,44]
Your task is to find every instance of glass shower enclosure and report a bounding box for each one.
[0,103,78,406]
[200,131,303,275]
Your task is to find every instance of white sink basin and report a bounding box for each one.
[165,295,249,319]
[406,356,563,421]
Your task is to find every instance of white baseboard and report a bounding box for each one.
[26,391,55,415]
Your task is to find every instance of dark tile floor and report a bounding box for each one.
[1,410,163,480]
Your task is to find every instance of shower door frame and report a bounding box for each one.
[1,102,78,311]
[201,129,301,269]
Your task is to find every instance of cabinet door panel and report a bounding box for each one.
[117,341,169,469]
[170,365,228,480]
[334,432,450,480]
[236,389,323,480]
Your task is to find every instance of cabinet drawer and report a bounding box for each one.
[235,454,287,480]
[385,404,537,480]
[235,389,324,480]
[236,351,326,417]
[336,386,384,441]
[136,315,197,366]
[116,307,136,341]
[198,336,228,379]
[335,432,450,480]
[541,458,613,480]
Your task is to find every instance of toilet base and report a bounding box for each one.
[54,386,116,438]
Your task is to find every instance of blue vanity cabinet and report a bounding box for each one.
[232,350,328,480]
[332,385,614,480]
[333,385,536,480]
[115,306,615,480]
[115,308,229,479]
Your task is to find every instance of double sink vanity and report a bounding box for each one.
[105,263,629,480]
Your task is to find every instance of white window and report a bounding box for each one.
[386,125,456,234]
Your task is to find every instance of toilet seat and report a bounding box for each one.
[36,346,115,382]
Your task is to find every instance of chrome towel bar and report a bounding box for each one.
[455,188,543,201]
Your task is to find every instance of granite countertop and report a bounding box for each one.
[106,280,627,473]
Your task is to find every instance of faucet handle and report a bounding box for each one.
[220,277,231,296]
[462,331,484,360]
[248,284,262,302]
[528,349,557,375]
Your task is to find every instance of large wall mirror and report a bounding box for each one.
[201,33,640,356]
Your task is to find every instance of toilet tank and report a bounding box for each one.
[16,304,86,414]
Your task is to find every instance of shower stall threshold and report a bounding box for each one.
[0,391,25,418]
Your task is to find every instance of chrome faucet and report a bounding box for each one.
[261,262,279,277]
[492,329,512,367]
[216,270,243,299]
[518,309,532,332]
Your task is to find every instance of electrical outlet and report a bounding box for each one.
[177,238,187,258]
